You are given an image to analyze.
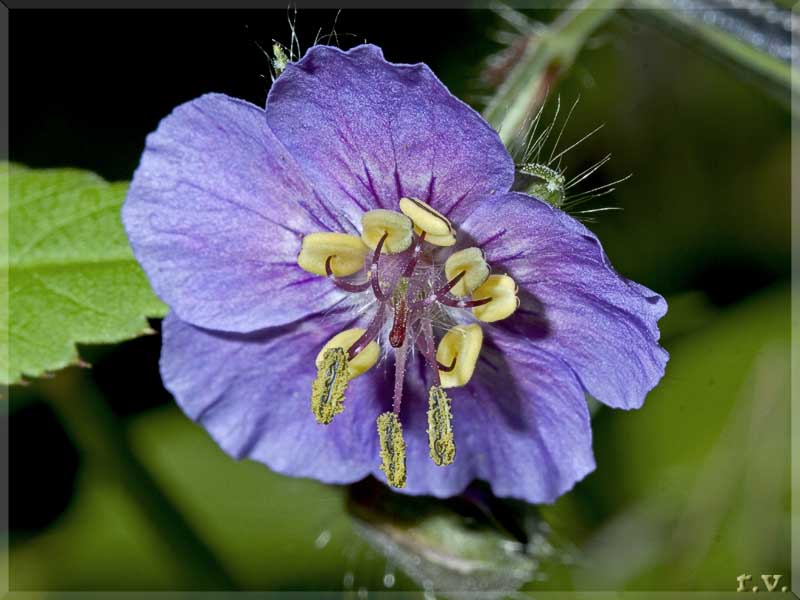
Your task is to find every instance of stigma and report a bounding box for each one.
[297,197,519,488]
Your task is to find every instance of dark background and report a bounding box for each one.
[8,8,791,592]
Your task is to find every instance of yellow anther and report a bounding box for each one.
[436,324,483,388]
[297,232,368,277]
[427,386,455,466]
[377,412,407,488]
[361,209,413,254]
[315,328,379,379]
[444,247,490,297]
[311,347,349,425]
[414,225,456,247]
[399,197,453,236]
[472,274,519,323]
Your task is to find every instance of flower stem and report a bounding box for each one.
[483,0,623,150]
[41,368,236,589]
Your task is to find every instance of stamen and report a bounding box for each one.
[437,357,456,372]
[444,247,490,297]
[347,303,387,360]
[435,271,466,298]
[361,209,413,254]
[436,324,484,388]
[437,295,493,309]
[415,225,455,247]
[402,231,426,277]
[471,274,520,322]
[427,386,456,466]
[408,271,465,310]
[316,328,380,379]
[377,412,407,488]
[399,197,453,236]
[370,233,389,302]
[311,347,349,424]
[297,232,368,277]
[415,319,442,386]
[324,256,371,293]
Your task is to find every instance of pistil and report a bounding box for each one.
[298,197,520,488]
[408,270,466,310]
[392,339,408,415]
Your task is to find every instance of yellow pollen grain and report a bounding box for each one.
[472,274,519,323]
[399,197,453,236]
[436,324,483,388]
[315,328,379,379]
[297,232,368,277]
[444,247,490,297]
[427,386,456,466]
[361,209,413,254]
[311,347,349,425]
[377,412,407,488]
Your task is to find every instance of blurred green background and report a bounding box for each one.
[7,6,790,594]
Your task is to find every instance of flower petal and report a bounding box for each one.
[123,93,348,333]
[398,333,595,504]
[460,192,669,409]
[266,44,514,224]
[160,311,388,484]
[162,310,593,504]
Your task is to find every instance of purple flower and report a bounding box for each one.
[122,44,668,503]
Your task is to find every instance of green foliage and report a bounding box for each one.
[482,0,622,150]
[0,163,166,385]
[541,286,790,590]
[9,405,415,590]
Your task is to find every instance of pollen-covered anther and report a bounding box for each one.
[436,324,483,388]
[311,347,349,425]
[399,197,456,247]
[444,247,490,297]
[315,328,379,379]
[361,209,413,254]
[427,386,455,466]
[297,232,368,277]
[377,412,407,488]
[471,274,519,323]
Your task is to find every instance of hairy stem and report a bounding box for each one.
[483,0,622,150]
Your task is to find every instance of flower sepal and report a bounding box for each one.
[347,478,570,596]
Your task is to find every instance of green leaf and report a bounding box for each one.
[1,163,167,385]
[9,406,416,590]
[561,286,790,590]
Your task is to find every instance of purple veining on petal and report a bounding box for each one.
[126,42,668,503]
[460,192,668,410]
[266,44,514,223]
[123,93,349,333]
[162,309,595,504]
[161,310,389,483]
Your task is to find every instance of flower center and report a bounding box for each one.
[297,197,519,488]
